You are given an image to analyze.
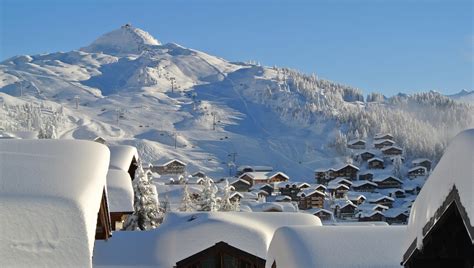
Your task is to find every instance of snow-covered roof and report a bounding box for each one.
[266,225,406,268]
[375,133,394,139]
[158,158,187,167]
[268,171,289,180]
[243,201,299,213]
[405,129,474,252]
[94,212,320,267]
[109,145,138,171]
[384,208,410,218]
[367,194,395,203]
[240,171,270,181]
[381,145,403,152]
[297,188,325,198]
[106,169,134,213]
[327,183,350,190]
[230,178,251,186]
[411,158,431,164]
[373,175,403,183]
[331,199,356,209]
[374,139,395,145]
[352,180,378,188]
[303,208,334,216]
[0,139,110,267]
[275,195,292,201]
[348,139,366,145]
[357,203,389,212]
[408,165,427,173]
[346,192,367,201]
[368,157,384,163]
[333,163,360,171]
[331,177,353,186]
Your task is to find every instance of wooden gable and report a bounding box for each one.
[95,187,112,240]
[176,241,266,268]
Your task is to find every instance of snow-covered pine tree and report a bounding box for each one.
[392,155,403,179]
[179,184,195,212]
[124,160,163,230]
[219,179,238,211]
[198,177,219,211]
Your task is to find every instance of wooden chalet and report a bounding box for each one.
[368,157,385,169]
[374,139,395,149]
[239,173,256,186]
[357,211,385,222]
[229,192,244,202]
[373,176,403,189]
[347,192,367,205]
[351,180,378,192]
[333,201,357,219]
[381,146,403,156]
[315,164,359,184]
[331,178,353,188]
[407,166,427,178]
[96,187,113,240]
[347,139,366,149]
[153,159,186,175]
[278,182,310,200]
[388,188,406,198]
[309,208,333,221]
[230,179,251,192]
[358,171,374,181]
[327,183,350,198]
[268,172,289,183]
[358,151,376,161]
[175,241,266,268]
[369,196,394,208]
[297,189,325,210]
[411,158,432,171]
[191,171,206,178]
[333,164,359,180]
[259,184,274,195]
[385,209,409,225]
[374,133,394,140]
[236,165,273,176]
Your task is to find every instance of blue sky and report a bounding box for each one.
[0,0,472,95]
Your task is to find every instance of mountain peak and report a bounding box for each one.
[80,24,161,55]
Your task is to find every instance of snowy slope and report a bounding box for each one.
[447,89,474,104]
[1,25,473,181]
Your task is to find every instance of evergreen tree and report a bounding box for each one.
[179,184,195,212]
[124,160,163,230]
[219,179,238,211]
[198,177,219,211]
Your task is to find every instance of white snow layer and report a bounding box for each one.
[109,145,138,172]
[106,169,134,212]
[266,225,406,268]
[405,128,474,250]
[0,139,110,268]
[81,25,160,55]
[93,212,321,267]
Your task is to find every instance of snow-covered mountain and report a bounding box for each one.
[1,25,473,180]
[447,89,474,104]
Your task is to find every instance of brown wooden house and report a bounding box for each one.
[327,183,350,198]
[381,146,403,156]
[297,189,325,210]
[368,157,385,169]
[332,164,359,180]
[358,171,374,181]
[351,180,378,192]
[357,211,385,222]
[347,139,366,149]
[373,176,403,189]
[375,133,394,140]
[153,159,186,175]
[385,209,409,225]
[408,166,427,178]
[259,184,274,195]
[309,208,334,221]
[358,151,376,161]
[411,158,432,171]
[175,241,266,268]
[268,172,289,183]
[95,187,113,240]
[374,139,395,149]
[333,201,357,219]
[369,196,394,208]
[231,179,251,192]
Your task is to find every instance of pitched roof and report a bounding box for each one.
[109,145,138,171]
[351,180,377,188]
[373,176,403,184]
[159,158,187,167]
[0,139,110,267]
[106,169,134,213]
